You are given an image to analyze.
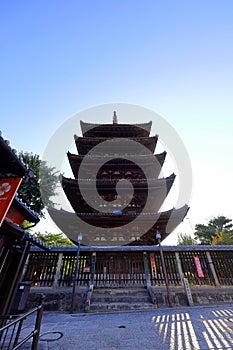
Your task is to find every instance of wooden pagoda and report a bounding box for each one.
[50,114,188,246]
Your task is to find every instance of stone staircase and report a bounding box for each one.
[87,287,156,312]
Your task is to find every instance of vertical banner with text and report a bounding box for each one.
[0,177,22,226]
[194,256,204,278]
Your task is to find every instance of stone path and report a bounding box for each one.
[22,304,233,349]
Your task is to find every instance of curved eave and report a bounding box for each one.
[62,173,175,191]
[67,151,167,179]
[75,135,158,155]
[61,174,175,215]
[80,120,152,138]
[75,209,173,224]
[47,205,189,246]
[128,205,189,245]
[73,201,180,229]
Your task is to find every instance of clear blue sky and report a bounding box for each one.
[1,1,233,243]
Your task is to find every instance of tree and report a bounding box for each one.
[212,231,233,245]
[35,232,75,246]
[194,224,215,245]
[209,216,233,231]
[194,216,233,245]
[177,233,197,246]
[17,152,59,217]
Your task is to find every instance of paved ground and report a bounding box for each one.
[22,304,233,350]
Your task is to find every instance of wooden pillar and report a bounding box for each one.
[143,252,156,304]
[175,252,193,305]
[175,252,184,281]
[22,253,30,279]
[143,252,151,286]
[206,251,220,286]
[90,252,96,285]
[53,252,63,288]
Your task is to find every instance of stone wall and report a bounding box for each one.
[153,286,233,308]
[25,286,233,313]
[26,287,88,313]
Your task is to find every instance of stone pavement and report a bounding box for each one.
[22,304,233,350]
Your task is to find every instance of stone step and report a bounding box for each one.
[93,287,148,295]
[89,301,155,312]
[92,294,151,303]
[88,287,154,312]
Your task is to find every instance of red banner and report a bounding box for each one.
[150,253,157,279]
[194,256,204,278]
[0,177,22,226]
[6,206,25,225]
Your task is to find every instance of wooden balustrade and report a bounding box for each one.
[23,246,233,288]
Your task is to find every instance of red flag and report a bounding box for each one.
[0,178,22,226]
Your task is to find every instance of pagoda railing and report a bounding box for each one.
[23,246,233,288]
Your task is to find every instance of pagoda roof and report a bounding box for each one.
[61,174,175,215]
[62,174,175,190]
[74,135,158,155]
[80,120,152,138]
[67,151,166,179]
[47,205,189,246]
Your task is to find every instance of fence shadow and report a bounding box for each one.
[151,308,233,350]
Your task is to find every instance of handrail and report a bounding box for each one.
[0,295,44,350]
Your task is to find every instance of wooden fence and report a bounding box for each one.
[23,246,233,288]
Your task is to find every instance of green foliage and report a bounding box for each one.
[194,224,215,245]
[212,231,233,245]
[208,216,233,231]
[194,215,233,245]
[17,152,59,217]
[21,220,34,231]
[35,231,75,246]
[177,233,197,246]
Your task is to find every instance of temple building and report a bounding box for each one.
[0,133,48,316]
[49,113,188,246]
[23,114,191,307]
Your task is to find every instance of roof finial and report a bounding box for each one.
[113,111,118,125]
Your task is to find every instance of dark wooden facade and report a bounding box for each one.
[53,116,189,246]
[0,133,47,316]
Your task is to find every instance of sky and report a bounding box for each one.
[1,1,233,244]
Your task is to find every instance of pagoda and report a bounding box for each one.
[49,112,188,246]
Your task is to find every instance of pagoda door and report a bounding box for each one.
[94,253,146,287]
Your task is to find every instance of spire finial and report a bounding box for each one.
[113,111,118,125]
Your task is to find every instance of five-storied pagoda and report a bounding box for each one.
[49,112,189,246]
